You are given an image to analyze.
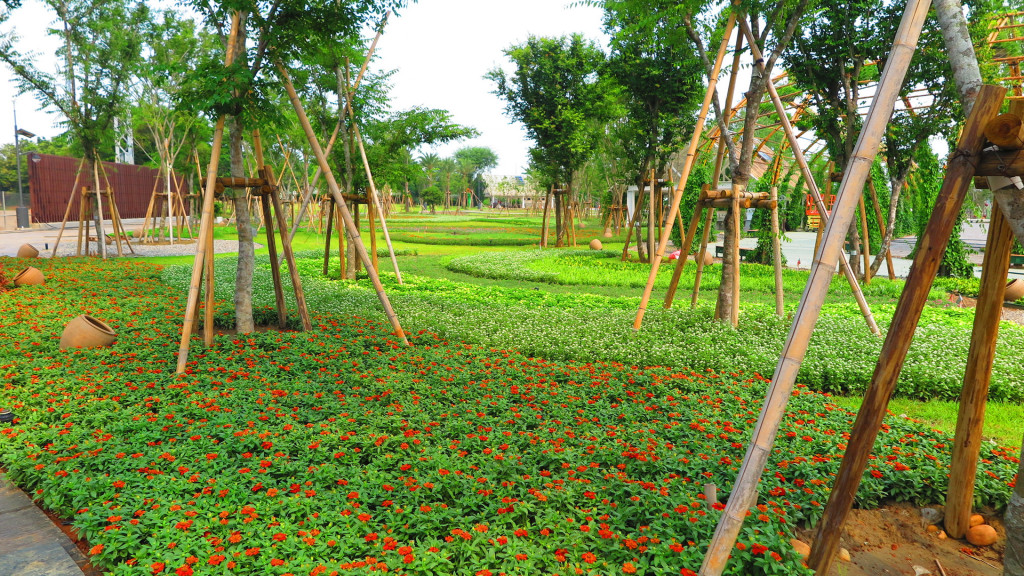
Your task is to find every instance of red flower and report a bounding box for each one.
[751,544,768,555]
[581,552,596,564]
[175,567,193,576]
[89,544,104,555]
[151,562,165,574]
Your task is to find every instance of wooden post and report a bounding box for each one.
[323,201,334,275]
[771,186,784,316]
[859,195,872,283]
[807,85,1004,576]
[176,12,241,374]
[866,179,896,280]
[267,167,313,331]
[738,20,879,335]
[278,62,409,345]
[337,203,345,279]
[690,208,716,308]
[633,12,736,327]
[648,170,656,263]
[696,5,935,574]
[540,189,552,247]
[945,204,1014,538]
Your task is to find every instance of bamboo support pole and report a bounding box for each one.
[176,12,241,374]
[323,202,334,275]
[260,192,287,327]
[77,187,87,256]
[141,174,161,243]
[51,159,86,257]
[945,204,1014,539]
[99,164,132,256]
[814,164,833,256]
[859,195,871,283]
[349,116,403,283]
[771,186,784,316]
[92,162,108,259]
[663,201,705,304]
[807,85,1005,576]
[268,168,313,330]
[633,12,736,328]
[866,180,896,279]
[251,131,288,328]
[697,5,933,574]
[287,15,389,243]
[691,208,716,307]
[278,62,408,345]
[620,188,647,260]
[738,20,879,335]
[540,189,552,247]
[728,182,741,326]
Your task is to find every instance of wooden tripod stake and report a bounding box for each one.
[697,2,930,573]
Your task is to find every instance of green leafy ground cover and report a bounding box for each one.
[161,252,1024,404]
[1,256,1019,576]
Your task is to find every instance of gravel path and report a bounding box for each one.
[50,239,255,259]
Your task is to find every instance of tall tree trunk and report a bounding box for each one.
[230,115,255,333]
[934,0,982,115]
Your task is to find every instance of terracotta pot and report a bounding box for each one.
[60,315,117,350]
[589,239,603,250]
[602,228,613,238]
[13,267,44,286]
[1006,278,1024,302]
[702,250,714,266]
[17,244,39,258]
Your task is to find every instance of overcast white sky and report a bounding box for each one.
[0,0,608,175]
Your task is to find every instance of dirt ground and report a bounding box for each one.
[795,502,1004,576]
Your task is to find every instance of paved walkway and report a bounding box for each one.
[0,472,90,576]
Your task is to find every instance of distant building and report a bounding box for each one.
[482,174,544,208]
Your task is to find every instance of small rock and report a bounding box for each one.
[967,524,998,546]
[926,525,939,533]
[920,507,943,526]
[790,539,811,560]
[838,548,851,562]
[938,530,947,540]
[969,514,986,527]
[913,566,933,576]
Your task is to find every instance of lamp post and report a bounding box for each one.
[13,102,37,229]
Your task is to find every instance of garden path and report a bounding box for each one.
[0,471,93,576]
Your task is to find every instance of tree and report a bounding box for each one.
[179,0,409,331]
[680,1,813,325]
[363,106,478,209]
[1,0,150,257]
[454,146,498,207]
[596,0,705,186]
[488,34,617,245]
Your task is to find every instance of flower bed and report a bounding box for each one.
[0,257,1019,576]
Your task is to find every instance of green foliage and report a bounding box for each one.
[599,0,705,181]
[487,34,618,187]
[1,0,151,161]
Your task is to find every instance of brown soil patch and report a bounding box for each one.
[797,502,1003,576]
